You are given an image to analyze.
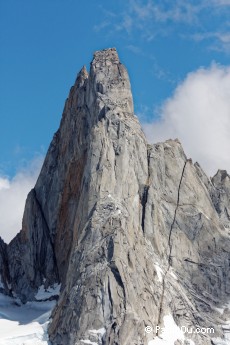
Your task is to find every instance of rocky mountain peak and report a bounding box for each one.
[75,65,88,88]
[1,48,230,345]
[213,169,230,185]
[88,47,134,115]
[92,47,120,66]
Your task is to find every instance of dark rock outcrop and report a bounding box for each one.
[0,48,230,345]
[211,170,230,230]
[7,189,59,302]
[0,236,10,294]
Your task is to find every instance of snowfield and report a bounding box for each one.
[0,285,60,345]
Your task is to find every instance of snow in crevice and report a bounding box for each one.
[35,283,61,301]
[80,340,98,345]
[80,327,106,345]
[88,328,106,336]
[169,268,178,280]
[154,263,163,283]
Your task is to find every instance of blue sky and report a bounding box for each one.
[1,0,230,177]
[1,0,230,241]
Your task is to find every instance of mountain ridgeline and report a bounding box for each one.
[0,48,230,345]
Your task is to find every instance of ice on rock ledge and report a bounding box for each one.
[154,263,163,283]
[80,328,106,345]
[89,328,106,336]
[35,283,61,301]
[80,340,98,345]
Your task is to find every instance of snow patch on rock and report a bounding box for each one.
[35,283,60,301]
[148,313,194,345]
[154,263,163,283]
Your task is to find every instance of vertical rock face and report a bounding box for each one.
[0,236,10,293]
[7,189,59,301]
[1,48,230,345]
[211,170,230,229]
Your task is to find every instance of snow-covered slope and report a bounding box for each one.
[0,286,59,345]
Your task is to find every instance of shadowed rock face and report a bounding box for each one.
[1,48,230,345]
[0,237,10,294]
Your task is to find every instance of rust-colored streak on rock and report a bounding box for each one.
[55,152,87,282]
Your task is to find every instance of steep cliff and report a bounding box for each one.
[1,48,230,345]
[0,236,10,294]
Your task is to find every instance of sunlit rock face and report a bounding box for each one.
[1,48,230,345]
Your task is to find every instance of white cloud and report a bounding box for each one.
[97,1,230,53]
[212,0,230,6]
[129,0,201,24]
[143,63,230,176]
[0,157,43,244]
[0,178,10,190]
[218,33,230,43]
[190,31,230,54]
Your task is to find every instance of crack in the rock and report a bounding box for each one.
[117,63,124,79]
[141,147,151,232]
[184,258,222,268]
[156,160,187,336]
[168,161,187,265]
[33,189,60,282]
[108,275,113,312]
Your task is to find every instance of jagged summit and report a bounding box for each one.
[92,47,120,65]
[1,49,230,345]
[89,47,134,115]
[75,65,88,87]
[213,169,230,182]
